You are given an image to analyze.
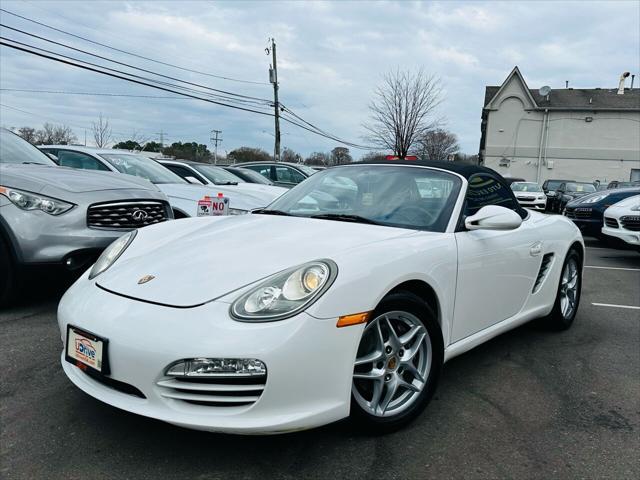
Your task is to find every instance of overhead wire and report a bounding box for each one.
[0,7,270,85]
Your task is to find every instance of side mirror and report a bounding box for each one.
[547,191,557,197]
[185,176,204,185]
[465,205,523,231]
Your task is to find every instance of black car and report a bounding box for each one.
[554,182,597,213]
[607,180,640,189]
[542,178,575,212]
[564,187,640,237]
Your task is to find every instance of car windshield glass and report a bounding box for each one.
[192,164,245,184]
[0,129,56,165]
[100,153,185,184]
[266,165,462,232]
[511,182,542,192]
[566,182,596,193]
[231,168,273,184]
[546,180,568,190]
[295,164,317,176]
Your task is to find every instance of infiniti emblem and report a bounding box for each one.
[137,274,155,285]
[131,209,148,222]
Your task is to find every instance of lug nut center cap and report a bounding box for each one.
[387,356,398,371]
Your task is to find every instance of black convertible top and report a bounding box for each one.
[355,159,501,180]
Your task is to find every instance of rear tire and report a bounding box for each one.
[543,248,582,330]
[350,291,443,433]
[0,235,15,308]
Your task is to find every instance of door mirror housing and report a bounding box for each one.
[465,205,523,231]
[185,176,204,185]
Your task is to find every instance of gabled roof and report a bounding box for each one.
[484,67,640,111]
[484,66,538,110]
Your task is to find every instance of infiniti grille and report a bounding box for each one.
[87,200,169,230]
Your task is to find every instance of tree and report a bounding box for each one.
[360,151,389,162]
[112,140,142,150]
[16,127,37,144]
[92,113,112,148]
[305,151,331,166]
[416,128,459,161]
[162,142,211,161]
[34,123,77,145]
[330,147,352,165]
[282,147,303,163]
[363,69,442,159]
[228,147,272,163]
[142,141,164,153]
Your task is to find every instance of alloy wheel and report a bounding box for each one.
[352,310,432,417]
[560,258,579,319]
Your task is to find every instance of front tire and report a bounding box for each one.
[544,248,582,330]
[350,291,443,432]
[0,235,15,307]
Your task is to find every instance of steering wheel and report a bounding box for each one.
[391,205,437,225]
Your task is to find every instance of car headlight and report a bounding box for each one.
[231,260,337,321]
[228,208,248,215]
[537,195,546,200]
[580,193,609,204]
[0,186,74,215]
[88,230,137,280]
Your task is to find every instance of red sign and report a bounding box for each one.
[385,155,418,161]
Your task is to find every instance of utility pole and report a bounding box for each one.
[210,129,222,164]
[267,38,281,162]
[155,129,166,148]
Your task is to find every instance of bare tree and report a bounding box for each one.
[305,151,331,166]
[282,147,303,163]
[92,113,112,148]
[16,127,37,144]
[417,128,460,161]
[360,151,389,162]
[34,123,77,145]
[363,69,442,159]
[330,147,352,165]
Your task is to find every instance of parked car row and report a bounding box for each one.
[0,130,300,306]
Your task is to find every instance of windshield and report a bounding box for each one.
[546,180,568,190]
[192,164,246,184]
[511,182,542,192]
[229,167,274,185]
[0,129,56,165]
[266,165,462,232]
[566,182,596,193]
[295,164,317,176]
[100,153,185,184]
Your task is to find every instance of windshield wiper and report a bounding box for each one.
[22,161,47,165]
[310,213,382,225]
[216,181,238,185]
[252,208,294,216]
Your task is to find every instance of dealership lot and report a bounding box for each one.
[1,239,638,480]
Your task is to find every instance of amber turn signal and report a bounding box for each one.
[336,312,371,328]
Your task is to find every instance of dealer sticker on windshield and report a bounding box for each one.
[65,326,108,374]
[197,195,229,216]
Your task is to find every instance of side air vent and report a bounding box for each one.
[532,253,554,294]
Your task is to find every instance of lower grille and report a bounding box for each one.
[604,217,619,229]
[565,207,592,219]
[518,196,535,202]
[87,200,169,230]
[620,216,640,231]
[157,375,266,407]
[82,368,146,398]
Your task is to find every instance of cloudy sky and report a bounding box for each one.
[0,0,638,159]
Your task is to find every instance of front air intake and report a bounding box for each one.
[532,253,554,294]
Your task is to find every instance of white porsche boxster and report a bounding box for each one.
[58,161,584,434]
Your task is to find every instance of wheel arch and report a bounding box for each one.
[569,240,584,267]
[383,279,441,329]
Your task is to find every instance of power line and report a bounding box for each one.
[0,37,276,116]
[0,7,270,86]
[0,24,272,105]
[0,88,188,99]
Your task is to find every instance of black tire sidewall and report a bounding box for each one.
[548,249,582,330]
[350,291,444,432]
[0,235,15,307]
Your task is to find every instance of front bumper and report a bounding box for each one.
[57,275,364,434]
[601,225,640,245]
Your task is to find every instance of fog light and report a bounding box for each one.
[166,358,266,377]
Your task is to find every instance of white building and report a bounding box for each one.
[479,67,640,184]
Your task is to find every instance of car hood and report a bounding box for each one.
[156,183,276,210]
[0,164,158,194]
[96,214,415,307]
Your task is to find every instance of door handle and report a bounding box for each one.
[530,241,543,257]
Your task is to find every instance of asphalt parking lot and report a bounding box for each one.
[1,238,638,480]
